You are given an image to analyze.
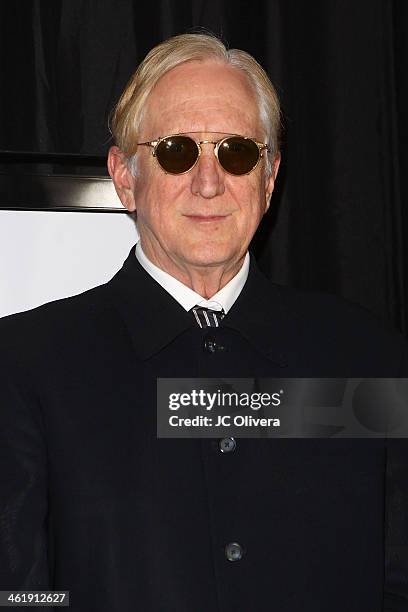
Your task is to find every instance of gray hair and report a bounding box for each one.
[110,33,282,177]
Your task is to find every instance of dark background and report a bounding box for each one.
[1,0,407,334]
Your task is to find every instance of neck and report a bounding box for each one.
[139,239,245,298]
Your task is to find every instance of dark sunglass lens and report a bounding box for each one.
[218,137,260,175]
[155,136,198,173]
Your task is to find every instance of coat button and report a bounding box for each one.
[203,337,217,353]
[225,542,244,561]
[219,437,236,453]
[202,336,225,353]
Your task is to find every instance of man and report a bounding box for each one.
[1,33,407,611]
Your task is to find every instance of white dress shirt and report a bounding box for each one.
[135,241,249,313]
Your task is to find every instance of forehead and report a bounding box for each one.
[140,60,262,139]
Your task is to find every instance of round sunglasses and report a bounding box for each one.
[137,133,269,176]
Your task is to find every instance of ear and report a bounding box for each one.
[107,146,137,212]
[264,152,281,212]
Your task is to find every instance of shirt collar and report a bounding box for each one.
[135,240,249,314]
[107,244,292,367]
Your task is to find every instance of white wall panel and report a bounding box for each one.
[0,210,138,318]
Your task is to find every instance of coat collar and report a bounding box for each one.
[106,245,293,366]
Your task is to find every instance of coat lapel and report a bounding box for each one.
[106,246,194,360]
[106,245,294,367]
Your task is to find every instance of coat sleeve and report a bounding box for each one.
[384,344,408,610]
[0,340,52,592]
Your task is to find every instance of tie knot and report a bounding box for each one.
[191,306,225,328]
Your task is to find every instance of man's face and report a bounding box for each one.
[109,60,280,272]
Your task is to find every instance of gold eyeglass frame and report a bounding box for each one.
[136,132,270,176]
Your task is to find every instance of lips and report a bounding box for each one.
[184,214,230,221]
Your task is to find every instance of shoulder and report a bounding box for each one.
[275,281,393,332]
[0,283,119,369]
[269,281,408,375]
[274,281,389,329]
[1,282,108,331]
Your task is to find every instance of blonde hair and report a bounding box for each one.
[110,33,281,172]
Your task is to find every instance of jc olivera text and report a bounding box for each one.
[168,415,281,427]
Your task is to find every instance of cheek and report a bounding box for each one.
[229,179,266,221]
[135,175,187,231]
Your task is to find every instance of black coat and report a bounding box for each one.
[1,246,408,611]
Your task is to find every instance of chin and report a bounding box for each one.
[180,244,237,268]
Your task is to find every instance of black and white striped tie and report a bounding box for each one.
[191,306,225,328]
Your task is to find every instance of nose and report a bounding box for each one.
[190,143,225,198]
